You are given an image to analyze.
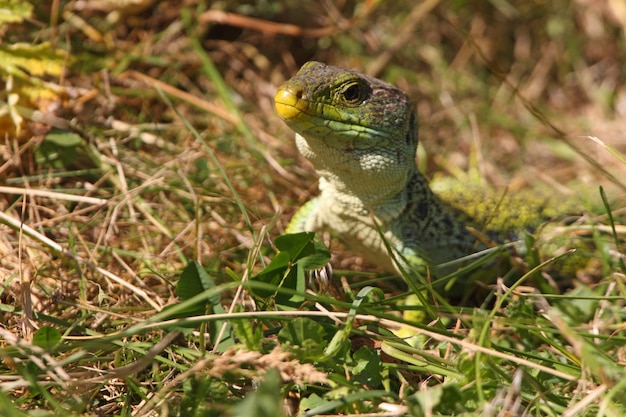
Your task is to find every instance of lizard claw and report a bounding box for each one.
[309,263,333,292]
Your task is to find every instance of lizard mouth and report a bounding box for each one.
[275,83,391,148]
[274,85,309,121]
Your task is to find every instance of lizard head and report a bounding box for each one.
[275,61,417,152]
[275,61,418,211]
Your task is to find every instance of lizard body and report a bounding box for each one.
[274,61,565,277]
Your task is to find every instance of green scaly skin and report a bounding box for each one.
[274,61,567,278]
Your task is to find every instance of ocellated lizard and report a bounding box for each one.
[274,61,571,280]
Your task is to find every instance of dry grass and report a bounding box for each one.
[1,0,625,415]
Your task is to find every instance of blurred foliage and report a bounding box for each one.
[0,0,68,136]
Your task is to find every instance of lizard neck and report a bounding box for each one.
[296,133,413,220]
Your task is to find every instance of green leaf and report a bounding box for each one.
[296,237,331,270]
[253,251,290,284]
[32,326,61,352]
[209,302,234,352]
[275,231,316,260]
[43,131,83,147]
[275,232,330,270]
[176,261,219,304]
[278,317,327,360]
[251,251,291,299]
[172,262,234,349]
[231,368,286,417]
[351,346,382,387]
[164,261,221,322]
[408,384,463,416]
[300,390,392,417]
[232,316,263,351]
[278,317,326,346]
[35,129,85,169]
[274,264,306,308]
[251,233,329,306]
[299,393,327,415]
[160,301,205,322]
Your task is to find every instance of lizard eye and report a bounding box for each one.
[340,82,364,104]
